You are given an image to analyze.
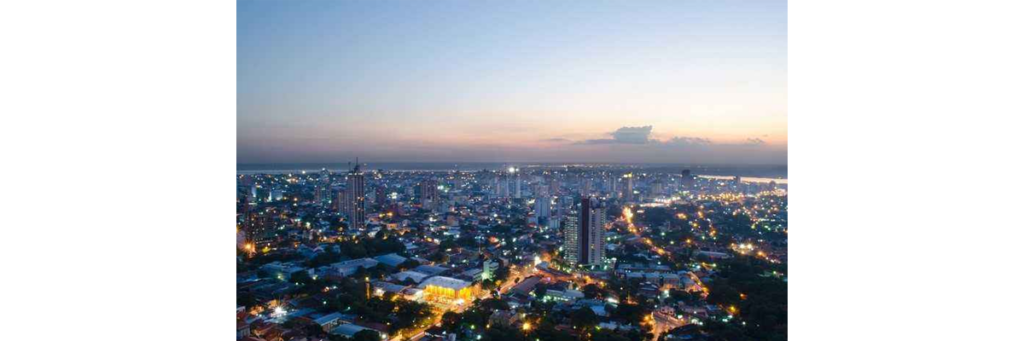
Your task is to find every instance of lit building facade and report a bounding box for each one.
[419,276,477,305]
[564,196,606,267]
[345,163,366,230]
[420,178,439,210]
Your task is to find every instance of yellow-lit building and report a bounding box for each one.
[419,276,477,305]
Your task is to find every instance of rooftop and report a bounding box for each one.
[419,276,472,290]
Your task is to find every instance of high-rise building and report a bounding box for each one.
[564,196,606,267]
[652,181,665,196]
[335,189,348,213]
[563,213,579,267]
[482,258,496,280]
[314,185,328,206]
[513,173,522,199]
[375,186,387,205]
[494,174,507,198]
[420,178,439,210]
[346,163,366,229]
[315,168,332,207]
[580,196,606,266]
[607,176,619,198]
[245,209,273,249]
[623,173,635,203]
[535,195,551,221]
[681,169,695,189]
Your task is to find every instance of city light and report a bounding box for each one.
[236,162,786,341]
[271,306,286,318]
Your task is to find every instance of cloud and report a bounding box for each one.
[540,138,572,143]
[743,138,766,145]
[610,125,654,144]
[663,136,713,146]
[580,125,654,144]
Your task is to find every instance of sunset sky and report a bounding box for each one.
[238,0,787,164]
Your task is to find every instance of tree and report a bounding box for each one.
[492,266,511,283]
[428,250,449,263]
[456,234,478,248]
[638,207,672,227]
[612,303,647,326]
[397,258,420,271]
[592,330,631,341]
[441,311,462,332]
[583,283,605,299]
[290,270,313,285]
[570,307,599,330]
[438,238,458,251]
[237,291,257,309]
[478,298,509,311]
[307,249,342,267]
[534,284,548,298]
[393,300,434,331]
[351,330,383,341]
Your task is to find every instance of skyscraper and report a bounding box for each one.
[346,163,366,230]
[580,196,606,266]
[245,209,272,249]
[681,169,695,189]
[513,173,522,199]
[564,196,606,267]
[623,173,635,203]
[375,186,387,205]
[563,212,579,267]
[420,178,439,210]
[535,195,551,221]
[607,176,619,199]
[335,188,348,213]
[314,168,332,207]
[494,174,507,198]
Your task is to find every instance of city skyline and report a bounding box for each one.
[238,0,787,165]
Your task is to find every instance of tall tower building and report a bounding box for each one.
[681,169,694,189]
[564,196,606,267]
[513,173,522,199]
[245,209,273,249]
[420,178,439,210]
[607,176,619,199]
[346,163,366,229]
[580,196,606,266]
[563,212,579,267]
[315,168,332,207]
[335,189,348,213]
[494,174,507,198]
[535,195,551,221]
[623,173,635,203]
[375,186,387,205]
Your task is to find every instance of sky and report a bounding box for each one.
[238,0,787,165]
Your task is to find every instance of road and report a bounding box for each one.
[621,208,691,339]
[396,264,536,341]
[650,310,686,340]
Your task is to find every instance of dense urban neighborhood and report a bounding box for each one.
[237,164,787,341]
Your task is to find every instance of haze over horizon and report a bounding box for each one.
[238,0,787,165]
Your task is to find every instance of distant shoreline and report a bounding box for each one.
[237,162,787,180]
